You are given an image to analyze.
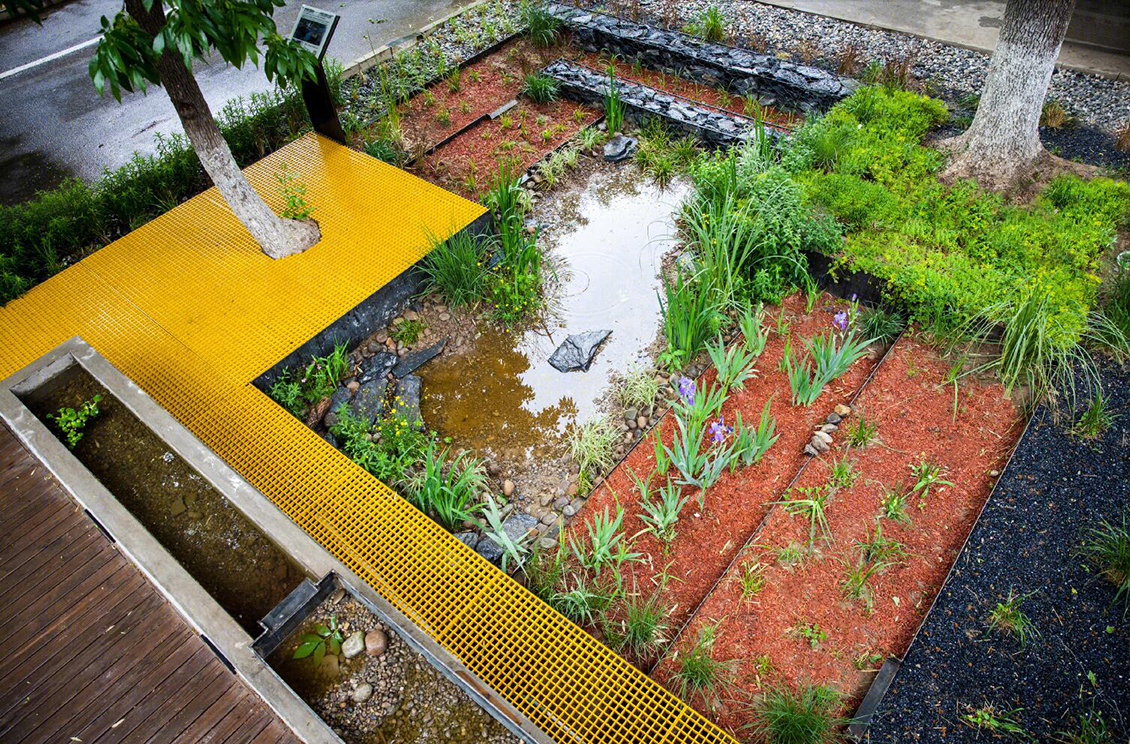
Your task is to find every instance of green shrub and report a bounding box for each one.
[788,85,1129,354]
[805,173,897,232]
[1,87,310,305]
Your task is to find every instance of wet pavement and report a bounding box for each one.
[0,0,472,205]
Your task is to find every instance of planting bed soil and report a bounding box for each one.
[868,359,1130,743]
[569,293,881,654]
[18,364,305,635]
[415,98,600,198]
[268,590,520,744]
[579,52,802,130]
[391,38,564,152]
[652,333,1024,732]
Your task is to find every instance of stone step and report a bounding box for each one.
[543,59,778,148]
[545,1,858,113]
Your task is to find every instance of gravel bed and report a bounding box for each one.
[341,0,522,124]
[270,592,521,743]
[867,359,1130,742]
[630,0,1130,133]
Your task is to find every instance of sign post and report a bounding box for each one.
[288,5,346,144]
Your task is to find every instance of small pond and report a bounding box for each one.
[20,363,305,636]
[268,591,520,744]
[418,165,690,462]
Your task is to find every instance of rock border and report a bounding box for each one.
[545,1,858,113]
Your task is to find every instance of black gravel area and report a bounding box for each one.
[867,360,1130,743]
[1040,126,1130,174]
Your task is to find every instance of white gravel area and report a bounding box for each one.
[635,0,1130,132]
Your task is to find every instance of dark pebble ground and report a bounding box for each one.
[867,360,1130,742]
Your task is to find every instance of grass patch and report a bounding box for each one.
[745,683,847,744]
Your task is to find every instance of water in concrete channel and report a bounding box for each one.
[19,364,305,636]
[418,164,690,463]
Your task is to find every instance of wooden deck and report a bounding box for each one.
[0,424,300,744]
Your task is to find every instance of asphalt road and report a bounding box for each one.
[0,0,471,205]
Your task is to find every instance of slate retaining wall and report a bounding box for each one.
[545,1,858,112]
[543,60,775,148]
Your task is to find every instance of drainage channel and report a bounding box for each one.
[0,337,551,744]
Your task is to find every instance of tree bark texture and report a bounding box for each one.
[124,0,320,259]
[941,0,1075,191]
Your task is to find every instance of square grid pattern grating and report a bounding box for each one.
[0,133,737,744]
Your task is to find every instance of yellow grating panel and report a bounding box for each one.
[0,133,737,744]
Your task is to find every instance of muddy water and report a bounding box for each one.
[20,363,305,635]
[419,166,690,461]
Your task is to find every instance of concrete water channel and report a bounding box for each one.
[0,338,548,744]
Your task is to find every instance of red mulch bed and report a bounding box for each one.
[651,333,1024,733]
[398,39,564,149]
[569,293,880,660]
[413,99,600,199]
[580,52,802,130]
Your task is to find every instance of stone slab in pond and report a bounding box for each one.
[548,329,612,372]
[347,378,387,424]
[359,351,398,384]
[392,339,446,378]
[603,134,638,162]
[392,375,423,429]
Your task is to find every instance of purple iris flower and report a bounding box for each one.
[709,416,732,444]
[678,376,695,406]
[833,311,849,331]
[851,293,858,302]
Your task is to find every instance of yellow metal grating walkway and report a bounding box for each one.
[0,133,735,744]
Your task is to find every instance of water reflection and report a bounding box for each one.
[419,167,689,460]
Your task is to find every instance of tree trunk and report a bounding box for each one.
[940,0,1075,191]
[124,0,320,259]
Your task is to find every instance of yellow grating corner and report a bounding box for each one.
[0,133,737,744]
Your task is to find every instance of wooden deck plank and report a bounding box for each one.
[136,662,234,743]
[0,523,104,603]
[0,500,81,568]
[36,625,197,744]
[115,662,228,743]
[70,641,207,744]
[168,685,248,744]
[0,424,299,744]
[0,563,146,691]
[0,591,166,731]
[14,612,182,744]
[5,562,141,651]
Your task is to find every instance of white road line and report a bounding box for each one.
[0,35,101,81]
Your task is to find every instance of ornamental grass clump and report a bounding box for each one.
[658,267,724,370]
[670,622,737,708]
[732,398,778,467]
[1077,512,1130,615]
[570,415,619,490]
[420,229,491,308]
[746,683,847,744]
[706,334,759,394]
[521,72,559,103]
[521,1,562,47]
[638,479,690,545]
[407,439,487,531]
